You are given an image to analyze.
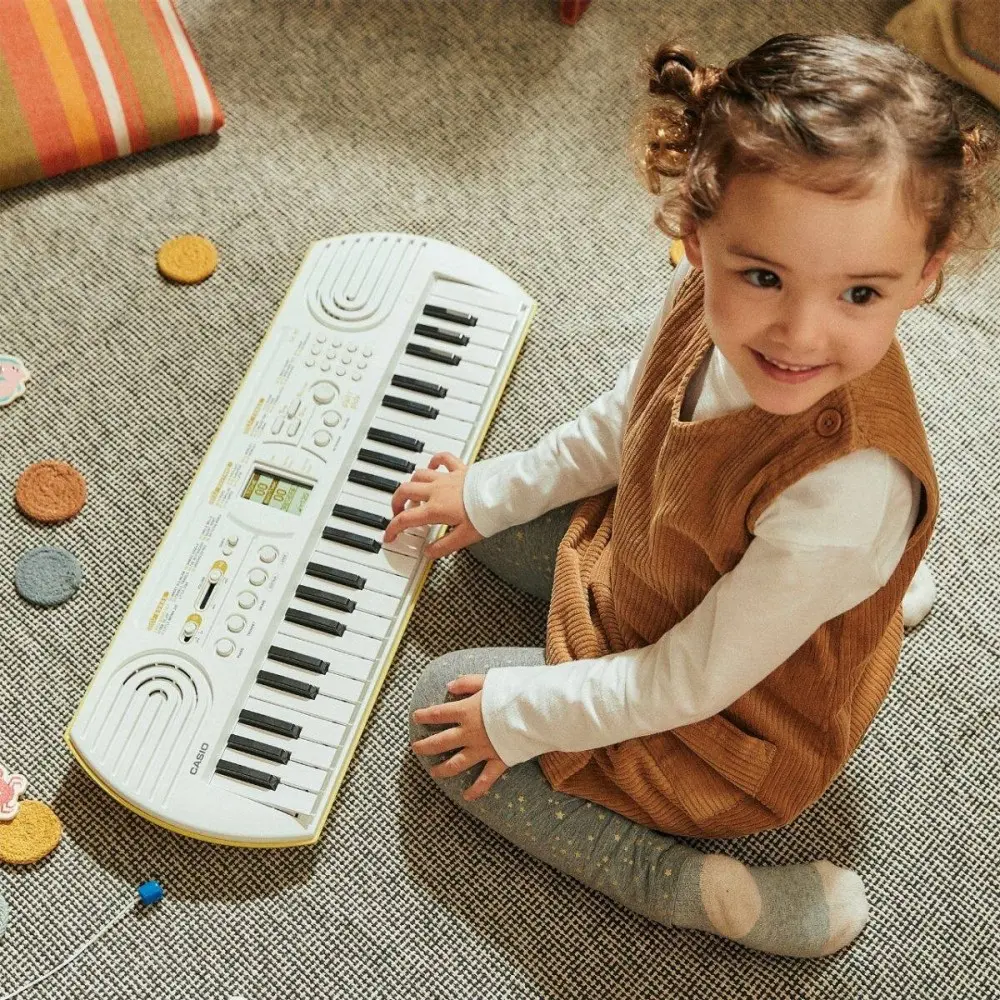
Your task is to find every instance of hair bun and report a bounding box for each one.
[649,47,698,99]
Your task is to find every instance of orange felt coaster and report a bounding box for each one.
[14,460,87,523]
[0,800,62,864]
[157,235,218,284]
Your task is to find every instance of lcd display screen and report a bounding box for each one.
[242,469,312,516]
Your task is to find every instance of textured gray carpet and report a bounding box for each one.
[2,1,998,996]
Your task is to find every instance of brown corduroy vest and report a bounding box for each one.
[541,267,939,838]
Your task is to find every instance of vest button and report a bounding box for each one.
[816,408,842,437]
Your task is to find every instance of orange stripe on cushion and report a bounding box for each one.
[83,0,150,151]
[138,0,198,138]
[25,0,104,168]
[102,0,178,147]
[0,0,79,176]
[51,0,120,162]
[0,55,44,188]
[155,0,224,132]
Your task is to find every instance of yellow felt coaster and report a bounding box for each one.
[157,235,218,284]
[0,800,62,864]
[15,460,87,523]
[669,238,684,266]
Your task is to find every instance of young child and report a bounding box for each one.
[388,33,999,957]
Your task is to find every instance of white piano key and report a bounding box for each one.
[383,382,480,424]
[337,485,429,544]
[213,769,319,817]
[270,628,375,683]
[251,682,356,726]
[415,317,509,354]
[393,361,488,405]
[305,552,408,599]
[328,504,423,559]
[287,594,390,642]
[415,339,501,369]
[296,568,400,619]
[224,747,330,794]
[314,531,419,582]
[400,351,494,387]
[375,404,472,445]
[232,722,337,769]
[244,695,347,748]
[432,277,522,323]
[262,655,367,704]
[367,417,468,459]
[280,610,383,661]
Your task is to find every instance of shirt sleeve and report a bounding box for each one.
[463,258,692,540]
[480,448,920,767]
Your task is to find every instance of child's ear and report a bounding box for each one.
[904,244,951,309]
[681,228,704,270]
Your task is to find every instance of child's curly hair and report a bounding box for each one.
[630,33,1000,302]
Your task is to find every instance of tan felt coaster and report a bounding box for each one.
[0,800,62,864]
[157,234,218,284]
[15,460,87,523]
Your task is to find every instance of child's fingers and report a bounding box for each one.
[445,673,485,695]
[428,451,462,472]
[411,726,464,757]
[390,479,432,516]
[429,749,476,780]
[463,760,508,801]
[425,522,479,559]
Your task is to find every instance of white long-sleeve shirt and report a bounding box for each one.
[465,257,933,768]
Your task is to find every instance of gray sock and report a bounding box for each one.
[671,852,870,957]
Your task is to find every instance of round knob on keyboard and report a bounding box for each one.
[313,431,332,448]
[312,382,337,405]
[183,620,198,637]
[226,614,246,633]
[209,568,223,583]
[248,569,268,586]
[323,411,341,427]
[226,535,239,546]
[216,638,235,657]
[259,545,279,563]
[237,591,256,609]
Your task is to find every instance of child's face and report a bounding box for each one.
[681,171,949,416]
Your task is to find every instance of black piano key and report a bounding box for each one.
[285,607,346,637]
[268,644,329,675]
[382,394,438,419]
[216,758,279,791]
[391,374,447,398]
[347,470,400,495]
[423,303,477,326]
[239,708,301,739]
[227,734,291,765]
[258,669,319,699]
[333,503,391,531]
[367,426,424,452]
[322,525,382,552]
[413,322,469,347]
[357,448,416,474]
[306,561,366,590]
[406,343,461,366]
[296,584,356,614]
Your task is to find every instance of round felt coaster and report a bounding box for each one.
[0,895,7,938]
[157,235,218,284]
[0,800,62,864]
[15,460,87,523]
[15,546,82,607]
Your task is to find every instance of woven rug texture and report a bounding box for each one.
[1,1,998,997]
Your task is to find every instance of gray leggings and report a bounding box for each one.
[408,504,705,926]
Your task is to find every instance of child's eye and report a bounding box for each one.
[840,286,881,306]
[742,268,780,288]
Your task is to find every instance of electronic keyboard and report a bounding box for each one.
[64,233,535,847]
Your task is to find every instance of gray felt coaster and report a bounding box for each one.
[14,546,82,607]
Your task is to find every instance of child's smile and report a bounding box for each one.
[682,171,950,416]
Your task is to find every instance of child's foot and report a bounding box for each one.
[671,854,870,957]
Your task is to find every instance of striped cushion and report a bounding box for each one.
[0,0,224,191]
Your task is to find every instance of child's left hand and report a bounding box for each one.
[411,674,508,801]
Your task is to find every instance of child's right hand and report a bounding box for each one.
[384,452,484,559]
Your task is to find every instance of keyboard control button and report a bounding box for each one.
[238,591,256,610]
[313,431,332,448]
[313,382,337,405]
[216,638,236,657]
[323,411,341,427]
[249,569,268,586]
[227,614,247,633]
[259,546,279,563]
